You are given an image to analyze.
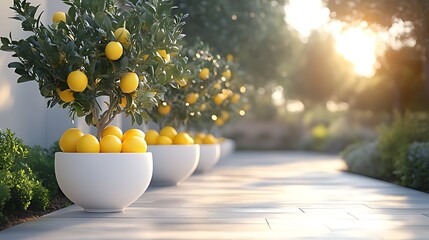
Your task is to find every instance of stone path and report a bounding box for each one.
[1,151,429,239]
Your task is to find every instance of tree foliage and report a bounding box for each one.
[1,0,188,137]
[173,0,301,88]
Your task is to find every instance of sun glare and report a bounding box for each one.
[334,26,378,77]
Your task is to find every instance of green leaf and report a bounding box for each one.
[8,62,25,69]
[17,76,34,83]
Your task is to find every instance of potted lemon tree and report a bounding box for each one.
[1,0,187,212]
[147,41,237,173]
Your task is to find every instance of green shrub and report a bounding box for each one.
[0,129,28,171]
[0,170,11,223]
[342,140,382,179]
[377,113,429,180]
[21,145,58,196]
[397,142,429,191]
[29,181,49,211]
[7,164,34,211]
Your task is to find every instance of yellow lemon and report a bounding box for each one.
[67,70,88,92]
[120,97,127,108]
[76,134,100,153]
[145,130,159,145]
[100,135,122,153]
[143,54,149,61]
[52,12,66,23]
[213,82,222,89]
[105,41,123,61]
[203,134,218,144]
[158,103,171,116]
[157,50,170,63]
[175,79,187,87]
[122,136,147,153]
[214,93,226,105]
[101,125,123,140]
[226,54,234,62]
[195,133,206,140]
[120,72,139,93]
[231,93,240,104]
[173,132,194,145]
[59,128,84,152]
[156,136,173,145]
[200,103,207,111]
[199,68,210,80]
[185,93,199,105]
[159,126,177,140]
[122,129,145,142]
[194,137,203,144]
[215,118,225,126]
[57,89,75,103]
[222,69,232,80]
[221,111,230,121]
[114,27,130,46]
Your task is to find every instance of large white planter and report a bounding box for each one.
[220,139,236,159]
[148,145,200,186]
[196,144,221,173]
[55,152,153,213]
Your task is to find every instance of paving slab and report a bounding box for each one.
[1,151,429,239]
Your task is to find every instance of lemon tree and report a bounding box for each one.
[1,0,188,138]
[147,40,247,133]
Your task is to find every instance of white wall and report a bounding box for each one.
[0,0,144,147]
[0,0,88,147]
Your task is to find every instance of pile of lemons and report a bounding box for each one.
[59,125,221,153]
[59,126,147,153]
[145,126,218,146]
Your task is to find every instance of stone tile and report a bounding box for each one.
[1,151,429,240]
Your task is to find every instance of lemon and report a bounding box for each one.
[57,89,75,103]
[145,130,159,145]
[200,103,207,111]
[143,54,149,61]
[221,111,230,121]
[173,132,194,145]
[122,128,145,142]
[199,68,210,80]
[176,79,187,87]
[214,93,226,105]
[120,72,139,93]
[159,126,177,140]
[122,136,147,153]
[213,82,222,89]
[100,135,122,153]
[215,118,225,126]
[156,136,173,145]
[52,12,66,23]
[114,27,130,46]
[194,137,203,144]
[222,69,232,80]
[226,54,234,62]
[67,70,88,92]
[158,103,171,116]
[203,134,218,144]
[231,93,240,104]
[157,50,170,63]
[185,93,199,105]
[76,134,100,153]
[59,128,84,152]
[120,97,127,108]
[195,133,206,140]
[105,41,123,61]
[101,125,123,140]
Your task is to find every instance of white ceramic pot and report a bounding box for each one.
[196,144,221,173]
[148,145,200,186]
[220,139,236,159]
[55,152,153,213]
